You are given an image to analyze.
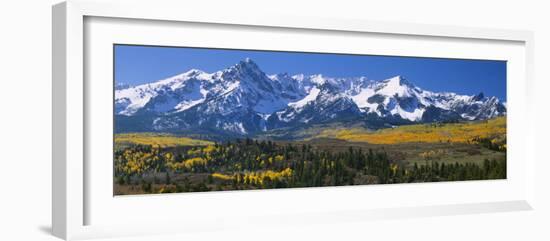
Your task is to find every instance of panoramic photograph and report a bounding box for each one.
[113,44,507,195]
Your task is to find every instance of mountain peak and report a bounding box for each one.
[310,74,326,85]
[220,58,266,82]
[269,72,292,81]
[472,92,485,101]
[237,58,259,68]
[383,75,410,86]
[375,75,415,97]
[223,58,263,77]
[183,68,206,76]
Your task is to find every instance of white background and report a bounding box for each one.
[1,0,548,240]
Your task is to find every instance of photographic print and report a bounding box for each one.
[113,45,506,195]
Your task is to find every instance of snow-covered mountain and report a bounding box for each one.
[115,58,506,136]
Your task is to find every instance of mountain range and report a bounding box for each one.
[115,58,506,138]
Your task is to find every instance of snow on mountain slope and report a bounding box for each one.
[288,86,320,109]
[350,88,376,110]
[375,75,412,96]
[115,58,506,135]
[115,69,214,115]
[269,84,362,128]
[346,76,426,121]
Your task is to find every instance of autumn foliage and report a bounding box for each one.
[114,124,506,195]
[328,116,506,146]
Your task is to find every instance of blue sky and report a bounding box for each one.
[114,44,506,101]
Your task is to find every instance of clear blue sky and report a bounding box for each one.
[114,44,506,101]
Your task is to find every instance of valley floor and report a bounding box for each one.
[113,117,506,195]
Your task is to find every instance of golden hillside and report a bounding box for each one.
[115,133,214,148]
[319,117,506,145]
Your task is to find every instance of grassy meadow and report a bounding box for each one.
[115,133,214,149]
[317,116,506,145]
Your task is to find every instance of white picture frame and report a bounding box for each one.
[52,0,536,240]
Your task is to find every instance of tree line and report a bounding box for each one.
[114,138,506,194]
